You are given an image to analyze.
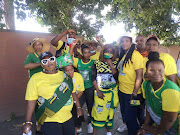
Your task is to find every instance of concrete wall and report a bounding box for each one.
[0,30,55,122]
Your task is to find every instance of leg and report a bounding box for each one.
[62,118,75,135]
[86,87,95,123]
[93,128,98,135]
[41,122,63,135]
[118,90,126,123]
[124,93,140,135]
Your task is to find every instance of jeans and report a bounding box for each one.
[79,86,95,123]
[145,127,177,135]
[41,118,75,135]
[118,90,143,135]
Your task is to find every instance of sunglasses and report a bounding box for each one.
[76,43,81,46]
[41,56,56,65]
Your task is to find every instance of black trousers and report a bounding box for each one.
[41,118,75,135]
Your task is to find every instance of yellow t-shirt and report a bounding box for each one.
[90,51,100,60]
[25,71,76,123]
[73,72,85,93]
[54,40,70,52]
[143,53,177,78]
[73,57,79,68]
[77,48,82,55]
[118,50,144,94]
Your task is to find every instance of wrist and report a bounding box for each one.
[77,106,82,109]
[23,121,33,125]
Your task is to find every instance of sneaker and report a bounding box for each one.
[87,123,93,133]
[117,123,127,132]
[77,128,82,133]
[106,132,112,135]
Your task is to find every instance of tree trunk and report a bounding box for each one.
[4,0,15,30]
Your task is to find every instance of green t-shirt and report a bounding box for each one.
[76,59,94,89]
[24,53,43,78]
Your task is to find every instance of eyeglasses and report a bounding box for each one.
[41,56,56,65]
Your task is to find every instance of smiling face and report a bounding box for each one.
[147,61,165,83]
[88,43,97,51]
[33,41,43,52]
[41,56,56,71]
[120,37,132,51]
[82,48,90,60]
[64,65,74,78]
[146,39,159,53]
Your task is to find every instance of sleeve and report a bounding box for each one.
[25,76,38,100]
[133,51,144,70]
[161,89,180,112]
[24,54,32,65]
[164,54,177,76]
[73,57,79,68]
[54,40,64,50]
[91,62,97,82]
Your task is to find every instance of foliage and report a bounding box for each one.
[0,0,6,30]
[2,0,180,44]
[106,0,180,45]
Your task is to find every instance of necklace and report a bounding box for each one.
[44,67,58,73]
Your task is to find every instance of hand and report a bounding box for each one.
[137,128,146,135]
[106,59,113,67]
[77,107,83,117]
[97,91,104,100]
[67,29,75,34]
[22,123,32,134]
[72,40,78,47]
[141,125,158,134]
[96,35,101,42]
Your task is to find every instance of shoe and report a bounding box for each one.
[117,123,127,132]
[87,123,93,133]
[77,128,82,133]
[106,132,112,135]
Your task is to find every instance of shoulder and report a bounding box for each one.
[132,50,143,60]
[160,53,174,61]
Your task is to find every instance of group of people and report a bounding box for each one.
[22,29,180,135]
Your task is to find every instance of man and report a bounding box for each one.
[135,35,148,57]
[50,29,83,57]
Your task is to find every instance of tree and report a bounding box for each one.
[1,0,180,44]
[106,0,180,45]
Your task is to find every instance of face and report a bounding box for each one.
[104,47,113,54]
[88,43,97,51]
[64,65,74,78]
[135,36,146,50]
[146,39,159,52]
[120,37,132,51]
[147,62,164,83]
[41,56,56,71]
[33,41,43,52]
[82,48,90,59]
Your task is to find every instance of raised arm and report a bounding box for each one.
[50,30,68,47]
[24,63,41,70]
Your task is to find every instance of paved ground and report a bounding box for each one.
[0,105,128,135]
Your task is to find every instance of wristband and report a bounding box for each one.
[77,106,81,109]
[23,121,33,125]
[132,92,137,96]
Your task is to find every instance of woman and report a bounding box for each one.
[144,35,177,83]
[24,38,50,78]
[70,42,95,134]
[138,52,180,135]
[56,53,85,135]
[23,52,82,135]
[91,44,119,135]
[116,34,144,135]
